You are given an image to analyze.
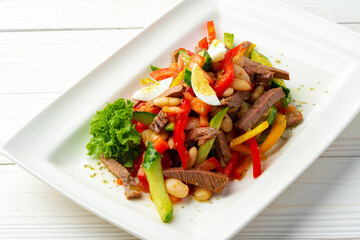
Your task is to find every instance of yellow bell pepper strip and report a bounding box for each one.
[170,69,185,88]
[243,43,256,58]
[259,113,287,153]
[230,121,269,149]
[246,137,261,178]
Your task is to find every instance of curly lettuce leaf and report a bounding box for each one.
[86,99,141,167]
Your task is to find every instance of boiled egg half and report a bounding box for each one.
[132,77,172,101]
[191,63,220,106]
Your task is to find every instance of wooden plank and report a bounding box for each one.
[0,0,181,30]
[0,30,139,94]
[0,0,358,31]
[282,0,360,23]
[1,156,359,239]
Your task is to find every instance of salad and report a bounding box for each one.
[86,21,303,222]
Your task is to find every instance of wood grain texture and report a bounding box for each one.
[0,0,181,30]
[0,0,358,31]
[0,0,359,239]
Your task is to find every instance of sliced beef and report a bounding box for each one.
[158,84,185,98]
[100,154,141,199]
[187,127,220,146]
[286,110,303,128]
[207,72,218,82]
[241,40,252,49]
[148,85,186,107]
[221,91,250,108]
[242,56,290,83]
[163,168,228,193]
[214,131,232,167]
[236,87,285,131]
[149,110,168,133]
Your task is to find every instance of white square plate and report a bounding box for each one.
[2,0,360,239]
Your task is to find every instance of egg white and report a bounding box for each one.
[191,64,221,106]
[132,77,172,101]
[208,39,227,62]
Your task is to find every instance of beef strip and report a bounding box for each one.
[214,131,232,167]
[148,85,186,107]
[163,168,228,193]
[221,91,250,108]
[286,110,303,128]
[241,40,251,49]
[207,72,218,82]
[158,84,185,98]
[100,154,141,199]
[242,56,290,83]
[149,110,168,133]
[236,87,285,131]
[187,127,220,146]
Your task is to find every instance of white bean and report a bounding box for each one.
[233,55,244,67]
[187,147,198,169]
[141,129,155,147]
[153,97,181,107]
[168,136,175,150]
[234,66,250,82]
[185,117,200,130]
[222,87,234,97]
[193,187,212,201]
[221,114,233,133]
[150,130,169,142]
[165,178,189,198]
[237,102,250,119]
[230,77,251,91]
[251,85,265,102]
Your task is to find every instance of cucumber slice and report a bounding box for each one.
[143,142,173,223]
[224,32,234,49]
[163,122,175,132]
[133,111,157,126]
[198,49,212,72]
[267,105,278,125]
[271,79,291,97]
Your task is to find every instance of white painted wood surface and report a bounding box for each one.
[0,0,359,239]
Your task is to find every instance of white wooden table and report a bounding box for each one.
[1,0,360,239]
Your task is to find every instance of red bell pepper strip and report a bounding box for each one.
[173,98,192,169]
[137,167,149,192]
[150,68,175,81]
[246,137,262,178]
[212,56,234,97]
[227,42,247,59]
[232,155,251,179]
[195,157,220,171]
[224,151,239,176]
[135,122,148,133]
[189,54,205,70]
[153,136,169,154]
[207,21,216,45]
[212,42,248,96]
[198,37,209,50]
